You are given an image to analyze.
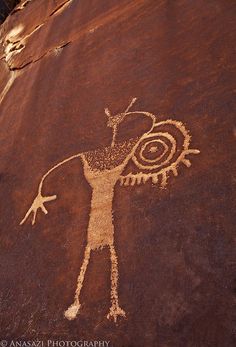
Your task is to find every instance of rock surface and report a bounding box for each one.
[0,0,235,346]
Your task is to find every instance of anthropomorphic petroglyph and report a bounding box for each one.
[20,98,200,322]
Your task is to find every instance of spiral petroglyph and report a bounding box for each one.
[121,119,199,188]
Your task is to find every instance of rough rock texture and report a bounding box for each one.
[0,0,235,346]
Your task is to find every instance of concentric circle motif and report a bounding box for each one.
[133,131,177,170]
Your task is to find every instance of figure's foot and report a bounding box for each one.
[107,305,126,323]
[64,302,81,320]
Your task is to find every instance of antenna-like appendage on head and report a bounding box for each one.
[105,97,138,147]
[105,108,112,119]
[105,98,138,128]
[125,97,137,113]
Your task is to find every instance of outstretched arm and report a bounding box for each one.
[20,152,83,226]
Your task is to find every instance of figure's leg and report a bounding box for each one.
[64,245,91,320]
[107,244,126,322]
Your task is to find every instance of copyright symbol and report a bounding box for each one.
[0,341,7,347]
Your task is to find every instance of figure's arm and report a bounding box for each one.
[20,153,83,226]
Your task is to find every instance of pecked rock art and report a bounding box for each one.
[20,98,200,322]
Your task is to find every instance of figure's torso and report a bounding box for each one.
[82,137,139,172]
[80,137,141,249]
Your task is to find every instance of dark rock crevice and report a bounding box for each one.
[0,0,20,24]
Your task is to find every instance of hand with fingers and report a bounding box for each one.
[20,193,57,225]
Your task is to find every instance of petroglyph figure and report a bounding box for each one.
[20,98,200,322]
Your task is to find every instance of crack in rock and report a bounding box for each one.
[11,0,32,14]
[0,0,74,69]
[0,70,18,105]
[49,0,73,17]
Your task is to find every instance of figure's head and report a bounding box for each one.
[105,98,156,147]
[105,97,137,129]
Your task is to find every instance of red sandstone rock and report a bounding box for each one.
[0,1,235,346]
